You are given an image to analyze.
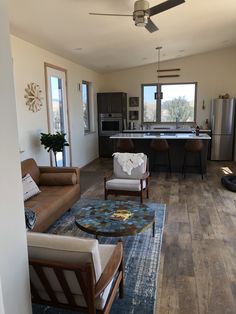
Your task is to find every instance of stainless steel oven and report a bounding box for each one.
[99,113,123,136]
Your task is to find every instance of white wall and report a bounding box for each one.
[12,36,103,167]
[0,1,31,313]
[101,47,236,128]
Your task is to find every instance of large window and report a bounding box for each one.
[82,81,90,132]
[142,82,197,123]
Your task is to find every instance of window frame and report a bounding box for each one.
[141,82,197,124]
[82,80,91,133]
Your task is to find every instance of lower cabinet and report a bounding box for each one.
[99,136,114,157]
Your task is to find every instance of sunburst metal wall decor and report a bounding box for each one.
[24,82,43,112]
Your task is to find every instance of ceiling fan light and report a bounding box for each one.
[134,14,149,26]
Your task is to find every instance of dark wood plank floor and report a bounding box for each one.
[80,159,236,314]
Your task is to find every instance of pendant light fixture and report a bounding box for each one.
[154,46,163,100]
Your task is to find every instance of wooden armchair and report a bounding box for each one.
[104,153,150,204]
[27,233,123,314]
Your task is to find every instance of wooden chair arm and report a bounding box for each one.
[95,241,123,297]
[104,171,113,182]
[140,171,150,180]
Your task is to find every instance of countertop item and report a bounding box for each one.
[110,133,211,140]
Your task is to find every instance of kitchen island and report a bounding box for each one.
[110,133,211,174]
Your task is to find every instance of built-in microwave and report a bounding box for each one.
[99,113,123,136]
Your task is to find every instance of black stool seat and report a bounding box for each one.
[182,139,204,179]
[150,139,171,174]
[221,175,236,192]
[116,138,135,153]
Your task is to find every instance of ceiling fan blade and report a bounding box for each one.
[89,13,132,17]
[149,0,185,17]
[145,18,159,33]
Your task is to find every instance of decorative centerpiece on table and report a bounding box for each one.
[40,132,69,167]
[111,209,133,221]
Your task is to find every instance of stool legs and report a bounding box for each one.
[182,152,186,178]
[199,152,203,180]
[151,151,171,175]
[167,150,172,176]
[182,151,204,179]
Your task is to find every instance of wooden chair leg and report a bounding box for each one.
[146,178,149,199]
[168,150,171,175]
[199,151,203,180]
[119,247,124,299]
[182,152,186,178]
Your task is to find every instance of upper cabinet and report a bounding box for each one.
[97,92,127,115]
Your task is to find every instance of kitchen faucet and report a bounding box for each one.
[176,117,179,129]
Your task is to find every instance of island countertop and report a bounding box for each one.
[123,128,211,133]
[110,133,211,140]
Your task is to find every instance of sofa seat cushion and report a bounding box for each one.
[27,233,116,310]
[106,178,146,191]
[25,185,79,231]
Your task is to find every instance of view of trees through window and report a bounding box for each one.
[142,83,196,123]
[82,81,90,132]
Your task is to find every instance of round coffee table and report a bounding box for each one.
[75,200,155,238]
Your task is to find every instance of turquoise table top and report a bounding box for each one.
[75,200,155,237]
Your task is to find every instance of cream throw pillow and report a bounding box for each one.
[22,173,40,201]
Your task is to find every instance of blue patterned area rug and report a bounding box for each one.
[33,198,166,314]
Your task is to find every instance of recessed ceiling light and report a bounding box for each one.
[74,47,82,51]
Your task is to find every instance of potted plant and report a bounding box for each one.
[40,132,69,166]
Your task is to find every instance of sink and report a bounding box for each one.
[153,127,171,130]
[160,133,176,137]
[175,133,193,137]
[143,133,155,137]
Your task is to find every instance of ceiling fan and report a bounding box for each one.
[89,0,185,33]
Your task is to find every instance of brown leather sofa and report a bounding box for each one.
[21,158,80,232]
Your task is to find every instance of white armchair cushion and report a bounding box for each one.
[27,233,102,280]
[106,178,146,191]
[114,154,147,179]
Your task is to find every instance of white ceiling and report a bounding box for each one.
[8,0,236,73]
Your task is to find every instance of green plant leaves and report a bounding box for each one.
[40,132,69,154]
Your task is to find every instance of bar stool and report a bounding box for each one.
[116,138,135,153]
[150,139,171,174]
[182,139,204,179]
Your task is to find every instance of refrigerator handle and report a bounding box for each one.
[212,114,214,132]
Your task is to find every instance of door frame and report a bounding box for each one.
[44,62,72,166]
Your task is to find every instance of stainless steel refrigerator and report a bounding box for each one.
[211,98,235,160]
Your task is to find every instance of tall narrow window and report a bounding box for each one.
[82,81,90,133]
[142,84,157,123]
[45,64,71,167]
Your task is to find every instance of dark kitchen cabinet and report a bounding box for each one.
[99,136,114,157]
[98,92,127,157]
[97,92,127,115]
